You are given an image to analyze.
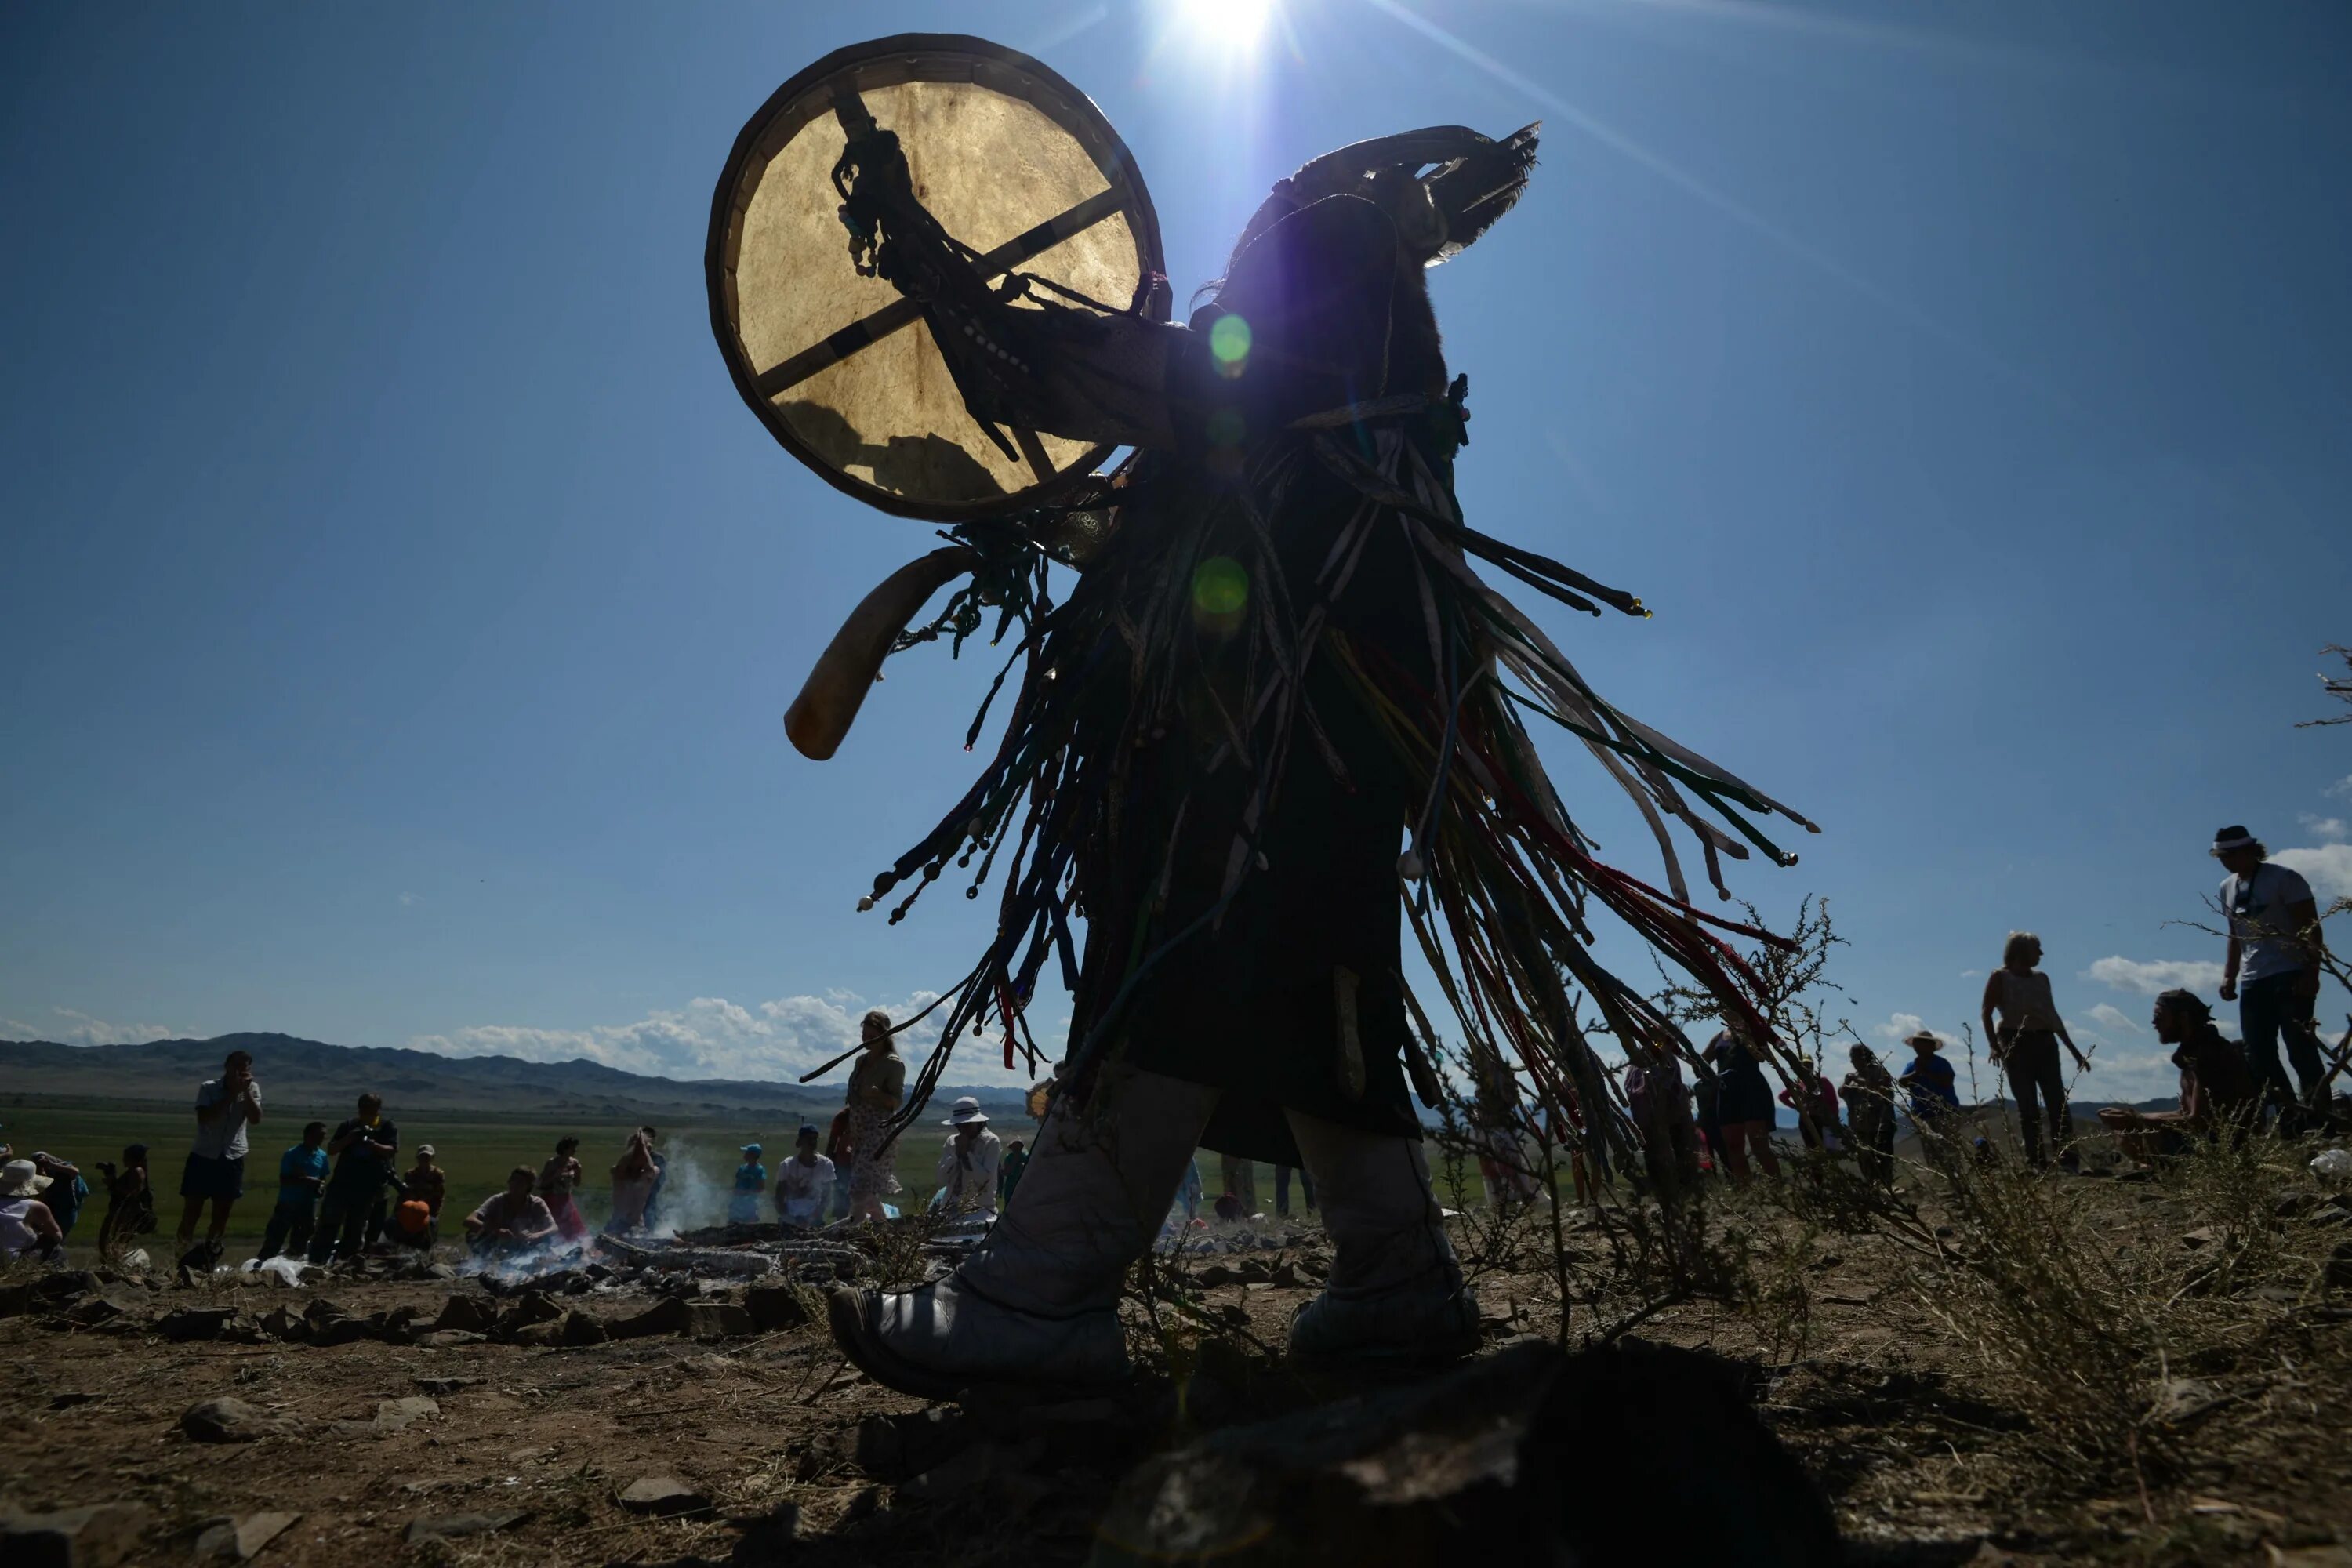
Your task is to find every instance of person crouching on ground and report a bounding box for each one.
[256,1121,328,1262]
[392,1144,447,1250]
[96,1144,154,1262]
[730,1143,768,1226]
[775,1125,834,1228]
[1980,931,2092,1169]
[935,1098,1002,1220]
[2097,989,2262,1166]
[0,1160,65,1261]
[465,1167,559,1255]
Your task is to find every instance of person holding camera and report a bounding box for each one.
[177,1048,263,1262]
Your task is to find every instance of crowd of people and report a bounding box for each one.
[1526,824,2337,1201]
[2,828,2329,1267]
[0,1007,1043,1265]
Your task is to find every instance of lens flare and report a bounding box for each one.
[1208,313,1253,378]
[1175,0,1276,49]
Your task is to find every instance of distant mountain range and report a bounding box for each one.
[0,1032,1032,1121]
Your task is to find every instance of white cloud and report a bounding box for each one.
[1871,1011,1960,1048]
[1958,969,1980,979]
[408,990,1043,1088]
[2086,1002,2143,1035]
[397,891,423,907]
[2330,775,2352,800]
[2083,956,2226,996]
[2274,843,2352,902]
[2298,815,2347,844]
[1,1006,184,1047]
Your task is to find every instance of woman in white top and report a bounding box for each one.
[1979,931,2092,1168]
[0,1160,65,1261]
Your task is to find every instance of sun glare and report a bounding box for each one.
[1173,0,1276,53]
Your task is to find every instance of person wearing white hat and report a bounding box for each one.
[0,1159,64,1261]
[935,1098,1001,1221]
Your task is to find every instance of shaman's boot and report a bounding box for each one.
[829,1067,1215,1399]
[1284,1111,1480,1368]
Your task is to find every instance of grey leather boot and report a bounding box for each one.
[829,1067,1217,1399]
[1284,1109,1480,1367]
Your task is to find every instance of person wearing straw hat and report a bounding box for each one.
[0,1158,64,1261]
[935,1098,1002,1221]
[2211,825,2328,1117]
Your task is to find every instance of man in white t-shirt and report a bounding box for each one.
[2212,825,2328,1113]
[177,1047,263,1258]
[773,1124,836,1228]
[935,1098,1002,1220]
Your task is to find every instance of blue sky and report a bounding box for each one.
[4,0,2347,1105]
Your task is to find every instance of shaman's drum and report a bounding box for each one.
[707,34,1168,522]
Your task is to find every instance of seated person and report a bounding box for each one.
[463,1166,559,1254]
[772,1125,835,1228]
[2098,989,2261,1165]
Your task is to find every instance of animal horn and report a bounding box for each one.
[785,546,980,760]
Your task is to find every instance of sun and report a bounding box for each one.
[1171,0,1277,52]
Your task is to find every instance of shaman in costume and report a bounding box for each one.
[721,55,1811,1395]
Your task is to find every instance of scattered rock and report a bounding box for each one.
[2274,1190,2318,1219]
[181,1397,297,1444]
[0,1283,36,1319]
[403,1511,526,1543]
[58,1294,139,1330]
[414,1330,486,1350]
[617,1476,710,1516]
[192,1511,299,1561]
[745,1280,810,1332]
[855,1407,969,1483]
[257,1306,306,1342]
[1196,1263,1236,1287]
[607,1294,692,1341]
[373,1396,440,1432]
[557,1308,609,1347]
[895,1438,1044,1504]
[506,1321,565,1348]
[2151,1377,2222,1425]
[0,1502,148,1567]
[432,1294,498,1335]
[2180,1225,2221,1250]
[48,1392,104,1410]
[687,1301,756,1339]
[158,1306,240,1342]
[494,1291,564,1338]
[411,1375,481,1396]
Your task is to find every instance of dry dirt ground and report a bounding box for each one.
[7,1147,2352,1566]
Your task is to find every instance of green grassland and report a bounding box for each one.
[3,1101,944,1254]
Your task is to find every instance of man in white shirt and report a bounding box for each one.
[2212,825,2329,1115]
[935,1098,1002,1220]
[177,1047,263,1258]
[774,1124,836,1227]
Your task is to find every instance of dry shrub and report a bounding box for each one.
[1904,1123,2340,1480]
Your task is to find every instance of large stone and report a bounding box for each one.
[158,1307,239,1342]
[191,1512,299,1562]
[0,1503,148,1567]
[493,1290,564,1338]
[616,1476,709,1516]
[1091,1340,1838,1566]
[607,1295,693,1341]
[686,1301,757,1339]
[403,1512,526,1543]
[414,1330,485,1350]
[180,1397,296,1444]
[432,1294,497,1335]
[0,1283,36,1319]
[557,1309,609,1347]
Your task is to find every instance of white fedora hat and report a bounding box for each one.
[940,1096,990,1127]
